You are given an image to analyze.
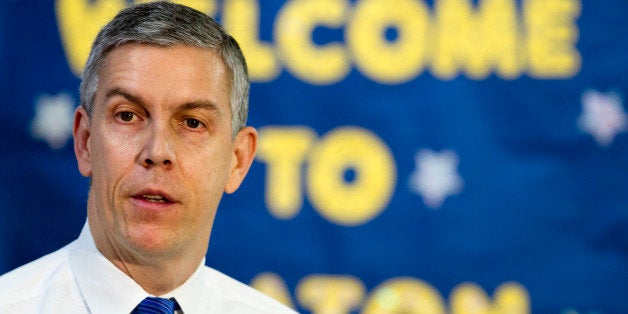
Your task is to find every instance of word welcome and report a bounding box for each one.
[56,0,581,84]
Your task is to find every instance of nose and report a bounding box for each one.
[139,123,175,169]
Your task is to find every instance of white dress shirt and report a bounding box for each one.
[0,223,297,314]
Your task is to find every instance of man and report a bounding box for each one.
[0,2,296,313]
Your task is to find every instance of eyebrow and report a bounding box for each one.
[104,87,223,116]
[105,87,145,108]
[179,101,221,116]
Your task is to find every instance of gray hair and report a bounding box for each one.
[80,1,249,137]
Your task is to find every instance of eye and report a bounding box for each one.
[117,111,137,122]
[183,118,203,129]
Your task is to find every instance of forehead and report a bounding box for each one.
[97,43,231,111]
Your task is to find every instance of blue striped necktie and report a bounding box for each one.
[131,297,179,314]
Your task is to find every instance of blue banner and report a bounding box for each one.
[1,1,627,313]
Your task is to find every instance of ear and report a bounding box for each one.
[225,126,258,194]
[73,106,92,177]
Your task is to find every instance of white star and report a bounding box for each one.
[30,92,75,149]
[409,149,464,208]
[578,90,627,147]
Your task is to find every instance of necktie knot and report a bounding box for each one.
[132,296,178,314]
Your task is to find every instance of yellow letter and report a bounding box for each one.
[250,272,296,309]
[431,0,522,79]
[275,0,350,84]
[306,127,396,226]
[297,275,365,314]
[362,277,446,314]
[348,0,430,83]
[223,0,279,81]
[470,0,522,79]
[450,283,491,314]
[524,0,581,78]
[57,0,217,76]
[493,282,530,314]
[55,0,125,76]
[256,127,316,219]
[170,0,215,14]
[450,282,529,314]
[134,0,216,14]
[431,0,475,79]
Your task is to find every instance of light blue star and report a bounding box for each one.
[578,90,627,147]
[409,149,464,208]
[30,92,75,149]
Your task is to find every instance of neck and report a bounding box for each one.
[113,255,201,295]
[87,213,208,296]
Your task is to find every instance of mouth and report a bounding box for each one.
[139,194,171,203]
[132,190,177,205]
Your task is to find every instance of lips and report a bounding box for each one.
[131,189,177,205]
[140,194,170,203]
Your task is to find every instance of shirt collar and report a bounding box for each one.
[69,222,209,314]
[159,258,210,313]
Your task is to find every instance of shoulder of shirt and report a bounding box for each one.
[200,266,299,313]
[0,241,78,308]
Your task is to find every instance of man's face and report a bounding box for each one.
[73,44,256,259]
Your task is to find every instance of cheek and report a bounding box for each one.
[178,169,223,229]
[182,146,233,196]
[89,131,139,188]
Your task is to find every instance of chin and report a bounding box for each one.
[124,224,184,256]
